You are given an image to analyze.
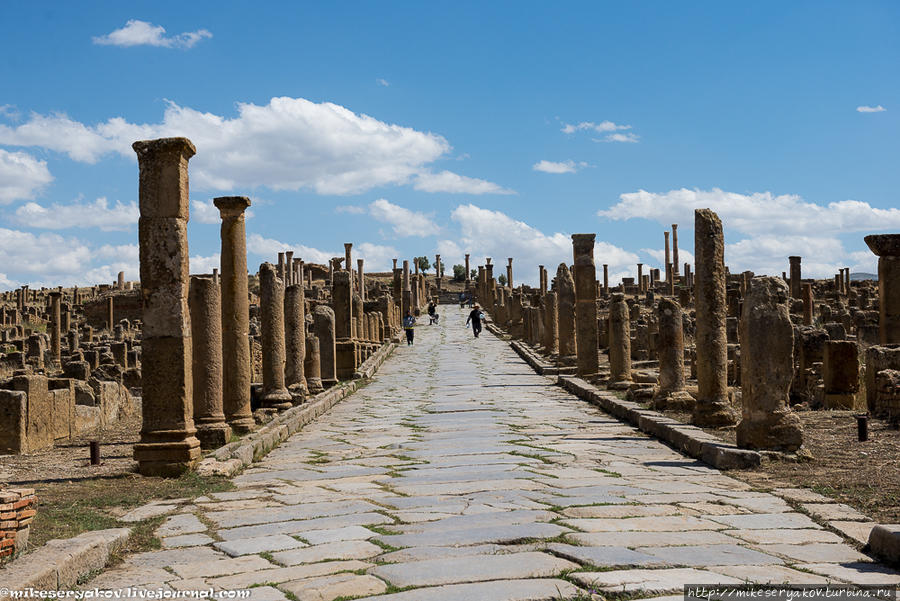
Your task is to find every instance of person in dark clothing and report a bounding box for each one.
[403,311,416,345]
[427,301,437,324]
[466,304,484,338]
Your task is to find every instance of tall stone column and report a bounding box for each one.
[259,263,292,410]
[637,264,644,292]
[802,283,813,326]
[571,234,599,377]
[402,260,411,318]
[543,291,559,355]
[692,209,737,427]
[664,231,671,275]
[49,291,61,365]
[285,251,294,285]
[131,137,201,476]
[507,258,513,290]
[357,258,365,301]
[608,293,632,386]
[865,234,900,344]
[465,253,471,286]
[603,264,609,296]
[189,276,230,448]
[117,271,125,290]
[653,297,693,410]
[557,263,577,360]
[435,254,442,291]
[333,271,356,380]
[304,333,324,394]
[789,256,802,299]
[736,276,802,451]
[313,305,338,387]
[344,243,352,271]
[284,283,307,400]
[214,196,254,434]
[672,224,680,275]
[107,296,114,330]
[277,252,285,282]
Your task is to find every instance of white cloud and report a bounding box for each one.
[446,204,637,286]
[190,199,222,224]
[532,159,587,174]
[600,188,900,236]
[368,198,440,237]
[640,248,696,272]
[190,253,221,275]
[0,228,99,287]
[335,205,366,214]
[562,120,631,134]
[0,98,508,196]
[0,149,53,203]
[14,197,138,231]
[413,170,514,195]
[246,233,335,265]
[92,19,212,49]
[376,78,390,87]
[356,243,399,271]
[600,132,639,143]
[857,105,886,113]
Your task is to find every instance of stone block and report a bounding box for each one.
[868,524,900,564]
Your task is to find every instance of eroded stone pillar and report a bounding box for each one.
[259,263,292,410]
[215,196,254,433]
[106,296,114,331]
[304,333,324,394]
[653,297,693,410]
[285,251,294,285]
[557,263,577,360]
[284,283,307,401]
[49,291,61,366]
[313,305,338,387]
[802,283,813,326]
[865,234,900,344]
[789,256,802,300]
[664,231,671,276]
[465,254,471,285]
[608,293,632,386]
[736,276,802,451]
[357,258,365,301]
[131,137,201,476]
[402,260,411,318]
[189,276,230,448]
[572,234,599,377]
[672,224,680,275]
[543,291,559,355]
[692,209,737,427]
[507,258,513,290]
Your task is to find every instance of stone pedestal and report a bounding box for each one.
[736,276,802,451]
[189,277,231,448]
[653,298,694,411]
[131,137,201,476]
[572,234,599,377]
[259,263,292,410]
[692,209,737,427]
[215,196,255,434]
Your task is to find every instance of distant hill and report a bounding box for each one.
[851,272,877,281]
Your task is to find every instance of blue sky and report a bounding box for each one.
[0,1,897,289]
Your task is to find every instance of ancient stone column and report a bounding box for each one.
[259,263,292,410]
[284,283,307,400]
[789,256,802,299]
[344,243,352,271]
[572,234,599,377]
[435,254,442,291]
[865,234,900,344]
[608,293,632,386]
[189,276,230,448]
[664,231,671,276]
[214,196,254,434]
[465,253,471,285]
[602,264,609,296]
[736,276,802,451]
[304,333,324,394]
[507,258,513,290]
[48,291,61,365]
[402,260,411,318]
[106,296,114,331]
[652,297,693,410]
[313,305,338,387]
[636,263,644,292]
[284,251,294,285]
[672,224,680,275]
[277,252,285,281]
[802,283,813,326]
[117,271,125,290]
[692,209,737,427]
[543,291,559,355]
[556,263,577,360]
[333,271,357,379]
[131,137,201,476]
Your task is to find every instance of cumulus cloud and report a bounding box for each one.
[190,199,221,224]
[857,105,886,113]
[442,204,637,286]
[14,197,138,231]
[413,170,514,195]
[0,149,53,203]
[599,188,897,278]
[640,247,696,272]
[0,98,508,196]
[189,253,221,275]
[368,198,440,237]
[600,132,639,143]
[246,233,335,265]
[356,242,400,271]
[532,159,587,174]
[92,19,212,49]
[0,228,98,287]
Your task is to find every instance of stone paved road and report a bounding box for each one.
[88,307,900,600]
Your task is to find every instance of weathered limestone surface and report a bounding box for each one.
[259,263,292,411]
[78,307,897,597]
[571,234,598,377]
[608,293,632,386]
[692,209,737,427]
[653,297,694,411]
[189,276,230,449]
[556,263,576,359]
[736,277,803,451]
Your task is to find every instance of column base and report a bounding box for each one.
[692,398,738,428]
[196,422,232,449]
[134,436,201,477]
[288,382,308,405]
[736,410,803,452]
[652,390,695,412]
[227,416,256,435]
[261,388,292,411]
[306,377,324,394]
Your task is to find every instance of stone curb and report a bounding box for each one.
[499,327,761,470]
[197,342,397,476]
[0,527,130,594]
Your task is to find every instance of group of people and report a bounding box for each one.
[402,299,485,345]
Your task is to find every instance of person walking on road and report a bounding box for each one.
[466,304,485,338]
[403,311,416,345]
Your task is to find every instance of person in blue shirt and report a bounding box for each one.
[403,311,416,345]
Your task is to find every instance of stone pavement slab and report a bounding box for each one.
[363,578,582,601]
[572,567,743,592]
